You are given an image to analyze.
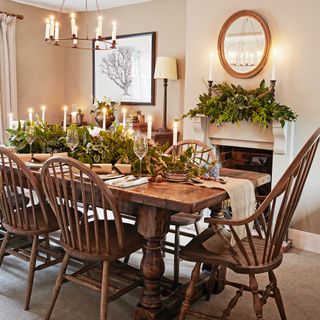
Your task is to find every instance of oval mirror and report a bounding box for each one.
[218,10,271,79]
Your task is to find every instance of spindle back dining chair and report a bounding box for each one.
[41,157,144,320]
[0,147,61,310]
[178,127,320,320]
[163,139,216,285]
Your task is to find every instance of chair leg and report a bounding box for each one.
[24,235,39,310]
[178,262,201,320]
[45,253,70,320]
[43,235,51,261]
[249,274,264,320]
[173,226,180,285]
[269,271,287,320]
[0,232,9,266]
[162,234,167,258]
[194,222,200,236]
[205,265,217,301]
[124,255,130,264]
[100,261,110,320]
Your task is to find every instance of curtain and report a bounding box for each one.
[0,14,17,143]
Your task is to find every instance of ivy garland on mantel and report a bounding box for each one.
[180,80,297,128]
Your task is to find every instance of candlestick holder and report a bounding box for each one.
[270,80,276,99]
[208,80,214,97]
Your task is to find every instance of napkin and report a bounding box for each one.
[105,175,148,188]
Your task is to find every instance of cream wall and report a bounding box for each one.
[65,0,186,130]
[0,0,66,124]
[184,0,320,235]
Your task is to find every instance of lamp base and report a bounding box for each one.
[157,127,172,133]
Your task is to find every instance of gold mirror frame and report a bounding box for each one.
[217,10,272,79]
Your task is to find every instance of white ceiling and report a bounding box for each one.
[10,0,153,12]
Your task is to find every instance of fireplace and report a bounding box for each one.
[189,117,295,188]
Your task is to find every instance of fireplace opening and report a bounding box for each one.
[216,145,273,196]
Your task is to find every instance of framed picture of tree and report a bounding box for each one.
[93,32,156,105]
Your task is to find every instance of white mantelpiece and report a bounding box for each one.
[192,117,295,186]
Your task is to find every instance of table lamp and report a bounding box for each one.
[154,56,178,132]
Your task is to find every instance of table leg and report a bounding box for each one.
[135,205,170,320]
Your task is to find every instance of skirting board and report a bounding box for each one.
[288,228,320,254]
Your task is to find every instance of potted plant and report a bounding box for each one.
[91,96,119,129]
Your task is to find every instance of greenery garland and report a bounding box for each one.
[180,80,297,128]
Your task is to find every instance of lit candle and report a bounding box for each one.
[41,105,46,122]
[95,28,99,40]
[102,108,107,130]
[173,121,178,145]
[271,48,277,81]
[8,113,13,129]
[63,106,68,131]
[112,21,117,41]
[54,22,59,42]
[49,15,55,38]
[97,16,103,38]
[28,108,33,123]
[147,116,152,140]
[45,18,50,40]
[70,13,76,36]
[122,108,127,127]
[71,111,77,124]
[208,52,214,81]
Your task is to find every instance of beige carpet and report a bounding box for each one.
[0,246,319,319]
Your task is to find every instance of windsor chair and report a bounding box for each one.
[178,127,320,320]
[0,147,61,310]
[41,157,144,320]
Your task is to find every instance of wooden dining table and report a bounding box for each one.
[29,166,270,320]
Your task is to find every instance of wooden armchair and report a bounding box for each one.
[178,127,320,320]
[163,139,215,284]
[41,157,144,320]
[0,147,62,310]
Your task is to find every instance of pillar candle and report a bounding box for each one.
[271,48,277,81]
[102,108,107,131]
[8,113,13,129]
[97,16,103,38]
[122,108,127,127]
[71,13,76,36]
[45,19,50,40]
[147,116,152,139]
[71,111,77,124]
[54,22,59,42]
[112,21,117,41]
[49,16,55,38]
[208,53,214,81]
[41,105,46,122]
[173,121,178,145]
[28,108,33,123]
[63,106,68,131]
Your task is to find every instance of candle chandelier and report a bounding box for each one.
[44,0,117,50]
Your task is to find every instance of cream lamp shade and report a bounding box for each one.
[154,57,178,80]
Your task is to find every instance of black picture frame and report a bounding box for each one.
[93,32,156,105]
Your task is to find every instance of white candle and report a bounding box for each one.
[271,48,277,81]
[112,21,117,41]
[122,108,127,127]
[97,16,103,38]
[8,113,13,129]
[70,13,76,36]
[102,108,107,131]
[49,15,55,38]
[71,111,77,124]
[28,108,33,123]
[45,19,50,40]
[208,53,214,81]
[54,22,59,42]
[95,28,99,40]
[63,106,68,131]
[147,116,152,140]
[173,121,178,146]
[41,105,46,122]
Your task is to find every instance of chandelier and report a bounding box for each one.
[44,0,117,50]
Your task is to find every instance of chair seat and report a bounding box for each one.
[170,212,202,227]
[179,228,283,274]
[2,204,59,235]
[62,220,144,262]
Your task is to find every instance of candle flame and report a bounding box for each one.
[70,13,75,19]
[28,108,33,113]
[41,105,46,110]
[147,116,152,122]
[63,105,68,111]
[102,107,107,114]
[112,20,117,26]
[98,16,103,21]
[122,107,127,114]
